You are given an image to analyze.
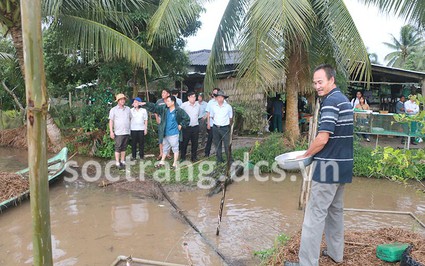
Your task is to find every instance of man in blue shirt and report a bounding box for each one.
[286,64,354,266]
[140,96,189,168]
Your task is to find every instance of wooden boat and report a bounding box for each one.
[0,147,68,211]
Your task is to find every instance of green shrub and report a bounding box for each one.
[95,132,115,158]
[370,146,425,181]
[254,233,290,263]
[235,133,308,173]
[353,142,375,177]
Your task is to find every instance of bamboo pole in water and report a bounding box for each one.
[21,0,53,264]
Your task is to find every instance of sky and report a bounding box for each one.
[185,0,407,65]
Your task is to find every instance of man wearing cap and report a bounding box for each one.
[180,91,201,162]
[198,93,208,147]
[208,90,233,163]
[130,97,148,160]
[205,88,220,157]
[109,93,131,168]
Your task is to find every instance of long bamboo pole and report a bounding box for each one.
[21,0,53,264]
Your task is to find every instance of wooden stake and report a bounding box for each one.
[298,98,319,210]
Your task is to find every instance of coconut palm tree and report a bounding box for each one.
[383,25,423,67]
[196,0,371,141]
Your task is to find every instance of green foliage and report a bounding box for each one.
[43,30,98,97]
[49,104,77,129]
[370,146,425,181]
[0,109,23,129]
[97,60,133,90]
[353,142,375,177]
[254,233,290,263]
[233,103,268,134]
[79,86,115,132]
[0,37,25,111]
[95,133,116,158]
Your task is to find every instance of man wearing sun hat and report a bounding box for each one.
[208,90,233,163]
[109,93,131,168]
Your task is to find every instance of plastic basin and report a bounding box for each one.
[275,150,313,170]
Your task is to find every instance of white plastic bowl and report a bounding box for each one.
[275,150,313,170]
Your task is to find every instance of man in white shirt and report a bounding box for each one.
[180,91,201,161]
[404,95,420,145]
[209,90,233,163]
[130,97,148,160]
[205,88,220,157]
[109,93,131,168]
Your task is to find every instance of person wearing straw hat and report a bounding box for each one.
[109,93,131,169]
[208,90,233,163]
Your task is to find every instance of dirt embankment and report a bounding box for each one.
[269,227,425,265]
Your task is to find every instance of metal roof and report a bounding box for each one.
[188,49,240,66]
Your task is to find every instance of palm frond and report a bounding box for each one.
[55,15,161,74]
[0,51,14,61]
[233,0,314,96]
[204,0,249,91]
[314,0,372,83]
[43,0,153,36]
[147,0,203,46]
[358,0,425,28]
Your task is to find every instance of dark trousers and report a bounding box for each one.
[205,127,214,156]
[213,125,231,163]
[131,130,145,159]
[181,125,199,161]
[273,114,283,132]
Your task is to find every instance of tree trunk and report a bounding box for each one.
[132,67,139,98]
[10,25,26,79]
[46,113,63,152]
[285,54,301,142]
[21,0,53,264]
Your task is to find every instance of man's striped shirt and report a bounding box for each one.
[313,88,354,183]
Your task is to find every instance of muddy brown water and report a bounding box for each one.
[0,148,424,265]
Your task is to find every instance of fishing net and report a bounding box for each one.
[0,172,29,202]
[269,227,425,265]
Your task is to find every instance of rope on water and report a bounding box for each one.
[153,179,232,265]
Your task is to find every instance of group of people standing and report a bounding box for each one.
[108,88,233,169]
[396,94,420,144]
[352,90,421,144]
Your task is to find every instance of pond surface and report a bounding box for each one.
[0,148,424,265]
